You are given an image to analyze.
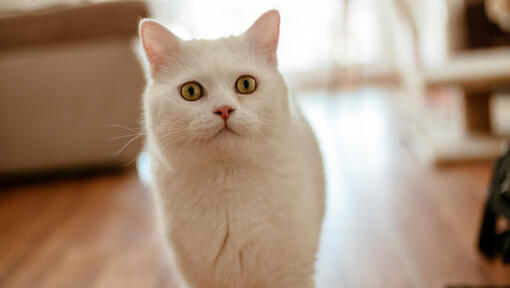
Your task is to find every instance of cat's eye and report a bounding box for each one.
[180,81,203,101]
[235,76,257,94]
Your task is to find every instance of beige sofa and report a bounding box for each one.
[0,1,148,176]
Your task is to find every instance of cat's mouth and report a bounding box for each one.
[215,124,239,137]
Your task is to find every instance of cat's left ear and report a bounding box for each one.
[245,10,280,66]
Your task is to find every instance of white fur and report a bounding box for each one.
[140,10,325,288]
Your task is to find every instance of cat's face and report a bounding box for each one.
[140,10,289,159]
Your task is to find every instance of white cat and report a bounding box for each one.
[139,10,325,288]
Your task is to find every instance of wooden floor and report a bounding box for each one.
[1,89,509,288]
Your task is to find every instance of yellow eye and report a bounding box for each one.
[235,76,257,94]
[180,82,203,101]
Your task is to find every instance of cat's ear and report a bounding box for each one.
[245,10,280,66]
[139,19,179,76]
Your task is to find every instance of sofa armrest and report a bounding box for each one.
[0,1,149,51]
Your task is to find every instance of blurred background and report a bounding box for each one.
[1,0,510,287]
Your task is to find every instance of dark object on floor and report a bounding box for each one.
[478,145,510,264]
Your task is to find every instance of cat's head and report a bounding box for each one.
[140,10,289,163]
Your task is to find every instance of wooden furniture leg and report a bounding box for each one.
[409,88,504,164]
[463,91,492,134]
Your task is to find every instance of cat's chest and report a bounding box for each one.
[157,163,305,225]
[154,161,318,286]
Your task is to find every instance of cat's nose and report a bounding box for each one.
[213,105,235,121]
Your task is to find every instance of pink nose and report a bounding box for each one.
[214,105,235,121]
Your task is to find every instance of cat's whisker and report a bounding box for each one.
[161,129,195,158]
[167,130,196,161]
[123,154,140,167]
[157,122,188,131]
[109,134,142,156]
[158,128,190,143]
[106,124,143,134]
[106,133,144,142]
[161,130,194,146]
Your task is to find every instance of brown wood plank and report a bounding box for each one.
[0,172,177,288]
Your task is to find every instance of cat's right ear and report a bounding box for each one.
[139,19,179,77]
